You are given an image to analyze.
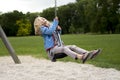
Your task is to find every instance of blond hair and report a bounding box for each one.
[34,16,43,35]
[34,16,51,35]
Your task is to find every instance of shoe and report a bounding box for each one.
[51,57,56,62]
[89,49,101,59]
[82,52,90,64]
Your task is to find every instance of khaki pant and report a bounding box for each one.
[50,45,89,59]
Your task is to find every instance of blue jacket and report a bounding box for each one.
[40,19,59,50]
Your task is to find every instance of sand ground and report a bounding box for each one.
[0,56,120,80]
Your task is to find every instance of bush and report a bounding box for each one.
[16,19,32,36]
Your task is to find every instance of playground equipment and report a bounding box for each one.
[0,25,21,64]
[54,0,63,47]
[48,0,67,62]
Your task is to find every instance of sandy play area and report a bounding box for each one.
[0,56,120,80]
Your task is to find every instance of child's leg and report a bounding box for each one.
[66,45,89,54]
[51,46,82,59]
[66,45,101,60]
[51,46,90,63]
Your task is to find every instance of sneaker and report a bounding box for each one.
[89,49,101,59]
[51,57,56,62]
[82,52,90,64]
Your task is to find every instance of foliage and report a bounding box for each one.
[0,11,39,36]
[0,10,24,36]
[16,19,32,36]
[41,7,55,20]
[0,0,120,36]
[41,0,120,34]
[69,24,76,33]
[25,12,40,35]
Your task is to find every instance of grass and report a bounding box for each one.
[0,34,120,70]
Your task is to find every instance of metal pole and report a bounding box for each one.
[54,0,63,46]
[56,31,63,46]
[0,25,21,64]
[55,0,57,17]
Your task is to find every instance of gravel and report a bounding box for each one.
[0,56,120,80]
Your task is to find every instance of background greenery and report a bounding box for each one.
[0,0,120,36]
[0,34,120,70]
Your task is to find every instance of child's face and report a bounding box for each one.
[45,21,50,27]
[42,18,50,27]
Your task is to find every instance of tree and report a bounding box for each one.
[16,19,32,36]
[41,3,76,34]
[0,10,24,36]
[69,24,75,33]
[1,0,120,35]
[25,12,40,35]
[58,3,77,34]
[96,0,120,33]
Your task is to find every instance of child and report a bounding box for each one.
[34,16,101,63]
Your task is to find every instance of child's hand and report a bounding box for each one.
[57,26,61,31]
[55,16,58,20]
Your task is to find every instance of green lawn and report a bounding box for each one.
[0,34,120,70]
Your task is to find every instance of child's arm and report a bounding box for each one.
[41,18,58,35]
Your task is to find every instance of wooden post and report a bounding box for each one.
[0,25,21,64]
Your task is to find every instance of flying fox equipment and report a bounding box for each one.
[54,0,63,46]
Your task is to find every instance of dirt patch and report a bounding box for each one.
[0,56,120,80]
